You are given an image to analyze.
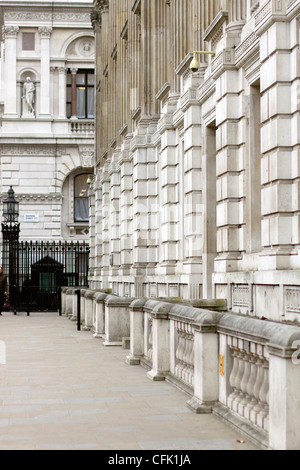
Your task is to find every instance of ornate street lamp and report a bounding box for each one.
[2,186,19,227]
[1,186,20,314]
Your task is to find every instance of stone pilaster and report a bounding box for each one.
[38,26,52,117]
[99,162,111,288]
[157,113,179,275]
[3,26,19,117]
[257,0,299,269]
[109,150,121,273]
[119,136,133,275]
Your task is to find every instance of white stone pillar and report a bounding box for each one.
[147,311,170,381]
[3,26,19,117]
[268,348,300,450]
[93,292,108,338]
[103,296,133,346]
[39,26,52,117]
[187,325,219,413]
[126,299,147,365]
[58,67,67,119]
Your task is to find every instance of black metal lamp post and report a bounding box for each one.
[1,186,20,314]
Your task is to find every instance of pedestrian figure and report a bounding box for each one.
[0,268,8,316]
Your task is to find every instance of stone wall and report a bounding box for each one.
[89,0,300,324]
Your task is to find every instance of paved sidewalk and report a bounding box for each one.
[0,312,258,451]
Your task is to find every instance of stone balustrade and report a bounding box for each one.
[69,120,95,134]
[62,288,300,450]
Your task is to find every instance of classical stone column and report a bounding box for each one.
[70,68,78,119]
[39,26,52,117]
[58,67,67,119]
[3,26,19,117]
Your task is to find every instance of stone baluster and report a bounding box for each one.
[251,356,265,424]
[175,329,184,378]
[187,334,195,386]
[228,346,240,407]
[147,316,153,360]
[239,352,252,413]
[182,333,190,383]
[233,350,246,411]
[245,353,259,419]
[258,358,269,429]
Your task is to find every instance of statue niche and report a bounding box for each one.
[22,76,36,117]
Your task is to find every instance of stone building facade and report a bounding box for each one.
[0,0,95,242]
[89,0,300,324]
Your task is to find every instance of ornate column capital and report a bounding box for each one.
[96,0,109,13]
[2,25,19,39]
[38,26,53,38]
[91,0,109,29]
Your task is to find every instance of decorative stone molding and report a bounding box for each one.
[235,31,260,67]
[203,10,229,48]
[211,47,236,79]
[254,0,290,35]
[66,37,95,58]
[5,9,91,23]
[2,25,19,38]
[38,26,53,38]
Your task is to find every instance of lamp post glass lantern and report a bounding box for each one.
[2,186,20,314]
[3,186,19,225]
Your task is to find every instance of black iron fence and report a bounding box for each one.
[2,240,90,314]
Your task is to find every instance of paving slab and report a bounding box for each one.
[0,311,259,451]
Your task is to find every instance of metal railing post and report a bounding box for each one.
[75,289,81,331]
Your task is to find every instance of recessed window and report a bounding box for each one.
[74,174,91,223]
[67,69,94,119]
[22,33,35,51]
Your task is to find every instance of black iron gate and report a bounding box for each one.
[2,240,89,314]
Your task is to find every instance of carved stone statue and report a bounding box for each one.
[23,77,35,116]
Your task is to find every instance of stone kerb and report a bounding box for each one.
[103,295,135,347]
[93,292,110,339]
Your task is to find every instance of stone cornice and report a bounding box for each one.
[254,0,299,36]
[0,193,63,202]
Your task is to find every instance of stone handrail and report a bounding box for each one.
[62,289,300,449]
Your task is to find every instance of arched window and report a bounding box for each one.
[74,174,91,222]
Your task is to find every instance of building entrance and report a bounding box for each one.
[2,241,89,314]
